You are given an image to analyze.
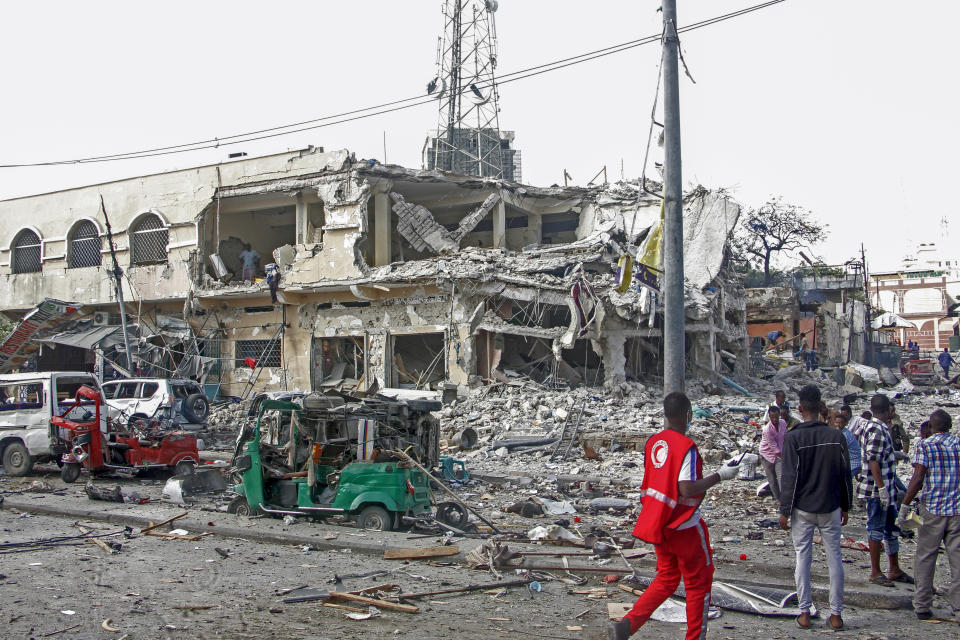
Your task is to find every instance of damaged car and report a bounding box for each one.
[227,390,442,531]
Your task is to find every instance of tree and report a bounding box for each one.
[0,315,12,343]
[735,197,827,286]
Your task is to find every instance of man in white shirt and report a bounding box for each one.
[238,243,260,281]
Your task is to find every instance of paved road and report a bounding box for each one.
[2,507,954,640]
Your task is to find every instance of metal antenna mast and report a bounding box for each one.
[430,0,504,178]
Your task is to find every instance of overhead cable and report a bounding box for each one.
[0,0,787,168]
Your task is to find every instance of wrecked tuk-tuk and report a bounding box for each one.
[227,391,441,531]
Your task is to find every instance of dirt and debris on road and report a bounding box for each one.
[3,362,960,638]
[1,509,956,640]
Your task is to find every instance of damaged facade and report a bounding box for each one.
[0,147,746,395]
[745,268,891,370]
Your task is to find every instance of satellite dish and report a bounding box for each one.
[485,0,498,12]
[469,83,490,105]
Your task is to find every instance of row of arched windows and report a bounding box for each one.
[8,214,169,274]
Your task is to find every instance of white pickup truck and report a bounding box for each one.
[0,371,102,476]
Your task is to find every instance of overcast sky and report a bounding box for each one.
[1,0,956,272]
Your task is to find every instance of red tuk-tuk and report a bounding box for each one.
[50,385,199,483]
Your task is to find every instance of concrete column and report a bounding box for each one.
[492,199,506,249]
[600,333,627,388]
[527,212,543,246]
[934,318,940,349]
[374,191,391,266]
[295,192,307,244]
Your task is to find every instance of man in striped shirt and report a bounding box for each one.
[857,394,912,587]
[899,409,960,622]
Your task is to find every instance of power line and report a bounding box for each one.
[0,0,787,169]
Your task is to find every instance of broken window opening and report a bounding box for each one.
[560,339,603,387]
[235,339,283,368]
[490,297,571,330]
[540,212,579,245]
[130,214,168,265]
[206,203,296,282]
[306,201,324,244]
[390,333,446,389]
[626,337,661,381]
[67,220,102,269]
[0,382,44,409]
[198,337,221,380]
[485,334,591,388]
[311,336,365,390]
[12,229,42,274]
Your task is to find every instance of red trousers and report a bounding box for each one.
[624,520,714,640]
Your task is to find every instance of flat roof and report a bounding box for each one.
[0,146,322,204]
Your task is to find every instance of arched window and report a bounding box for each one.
[68,220,102,269]
[12,229,42,274]
[130,214,168,265]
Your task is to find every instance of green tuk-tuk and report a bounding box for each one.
[227,396,436,531]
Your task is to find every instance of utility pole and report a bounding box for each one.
[100,195,134,375]
[861,243,872,365]
[662,0,685,394]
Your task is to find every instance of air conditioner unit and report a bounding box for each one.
[93,311,111,326]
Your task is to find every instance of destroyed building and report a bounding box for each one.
[0,147,747,396]
[744,265,904,375]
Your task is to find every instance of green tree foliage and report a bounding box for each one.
[0,315,13,342]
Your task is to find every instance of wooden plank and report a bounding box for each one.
[383,546,459,560]
[327,592,419,613]
[75,525,114,554]
[348,583,398,596]
[322,602,367,614]
[140,512,188,534]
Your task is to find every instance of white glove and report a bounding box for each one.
[716,462,739,482]
[878,487,890,510]
[896,504,911,529]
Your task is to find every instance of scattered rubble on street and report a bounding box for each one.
[3,361,960,636]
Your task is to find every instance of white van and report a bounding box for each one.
[0,371,101,476]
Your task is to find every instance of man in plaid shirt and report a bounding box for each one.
[898,409,960,622]
[857,394,912,587]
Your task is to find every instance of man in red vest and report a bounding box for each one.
[608,391,740,640]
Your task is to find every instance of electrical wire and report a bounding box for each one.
[0,1,787,169]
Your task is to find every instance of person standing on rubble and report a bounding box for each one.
[837,405,862,480]
[238,243,260,282]
[858,394,913,587]
[760,405,787,503]
[771,390,797,430]
[898,409,960,623]
[938,347,957,380]
[888,403,910,455]
[608,392,740,640]
[779,384,852,631]
[765,330,784,350]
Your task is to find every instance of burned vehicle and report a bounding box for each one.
[228,390,442,531]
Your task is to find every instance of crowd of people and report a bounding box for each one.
[608,385,960,640]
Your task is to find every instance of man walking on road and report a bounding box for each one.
[898,409,960,623]
[938,348,956,379]
[608,392,740,640]
[858,394,913,587]
[779,384,852,631]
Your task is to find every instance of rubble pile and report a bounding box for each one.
[203,402,252,450]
